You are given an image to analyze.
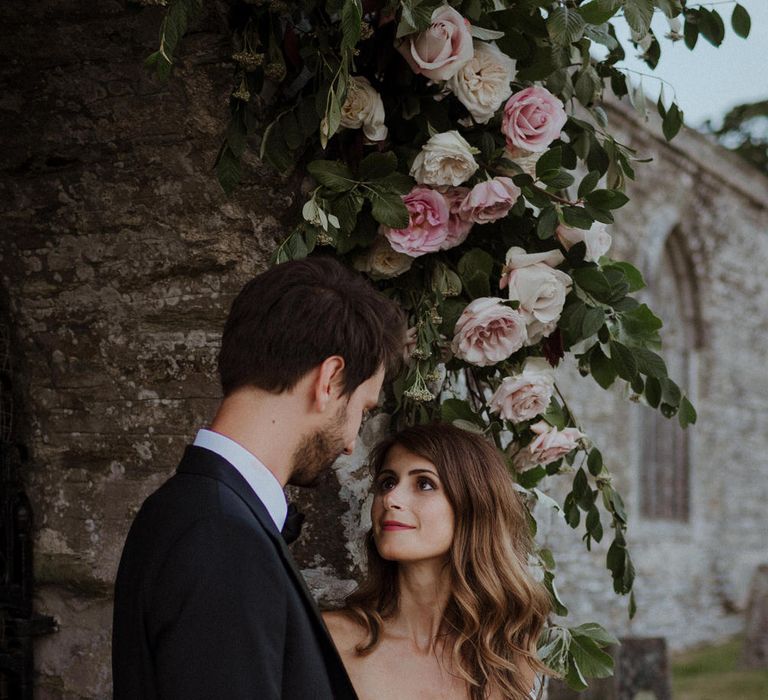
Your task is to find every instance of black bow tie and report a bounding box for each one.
[281,502,305,545]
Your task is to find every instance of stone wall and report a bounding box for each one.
[1,2,767,698]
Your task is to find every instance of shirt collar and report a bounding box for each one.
[192,428,287,531]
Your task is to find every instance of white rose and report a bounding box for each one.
[500,246,572,343]
[410,130,479,187]
[447,41,516,124]
[354,235,413,280]
[556,222,612,263]
[340,76,388,142]
[489,358,556,423]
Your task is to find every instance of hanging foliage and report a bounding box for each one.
[138,0,750,689]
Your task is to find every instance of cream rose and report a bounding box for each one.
[410,130,479,187]
[447,41,516,124]
[513,420,585,470]
[556,222,612,263]
[500,246,572,343]
[489,358,556,423]
[499,147,539,178]
[451,297,528,367]
[353,235,413,279]
[397,5,474,82]
[340,76,387,142]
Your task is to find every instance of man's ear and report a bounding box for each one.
[313,355,346,412]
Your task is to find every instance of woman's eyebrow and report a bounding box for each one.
[408,468,439,477]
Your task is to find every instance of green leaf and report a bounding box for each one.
[540,168,575,189]
[440,398,483,426]
[368,189,410,228]
[536,147,562,177]
[572,267,611,299]
[624,0,654,37]
[602,261,646,292]
[662,103,684,141]
[633,347,668,378]
[579,0,621,25]
[215,144,241,196]
[458,248,494,281]
[517,466,547,489]
[376,171,414,194]
[618,303,662,348]
[307,160,357,192]
[590,345,617,389]
[732,3,751,38]
[587,448,603,477]
[577,170,601,198]
[585,189,629,210]
[469,24,506,41]
[581,307,605,340]
[330,191,364,234]
[272,231,310,264]
[575,68,599,107]
[341,0,363,51]
[678,394,697,428]
[684,16,699,49]
[571,622,619,646]
[547,6,586,46]
[562,206,594,230]
[645,376,661,408]
[609,341,638,381]
[569,633,615,678]
[359,151,398,180]
[280,111,303,151]
[660,376,682,407]
[537,207,559,239]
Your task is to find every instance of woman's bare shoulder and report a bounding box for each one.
[322,609,368,653]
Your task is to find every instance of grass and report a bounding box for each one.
[671,636,768,700]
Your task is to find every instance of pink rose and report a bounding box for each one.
[397,5,474,82]
[382,186,449,257]
[556,222,612,263]
[451,297,528,367]
[501,86,567,153]
[489,358,555,423]
[513,420,585,470]
[458,177,521,224]
[440,186,473,249]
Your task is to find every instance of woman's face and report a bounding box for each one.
[371,443,455,563]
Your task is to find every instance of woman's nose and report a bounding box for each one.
[382,486,403,510]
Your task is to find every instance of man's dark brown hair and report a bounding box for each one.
[218,256,406,397]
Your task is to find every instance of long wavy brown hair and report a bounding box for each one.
[344,422,553,700]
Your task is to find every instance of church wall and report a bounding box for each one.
[1,3,766,697]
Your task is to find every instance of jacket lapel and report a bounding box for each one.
[177,446,357,698]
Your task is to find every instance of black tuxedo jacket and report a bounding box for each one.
[112,445,358,700]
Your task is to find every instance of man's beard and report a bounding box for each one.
[288,404,348,487]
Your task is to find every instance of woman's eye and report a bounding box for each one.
[376,477,396,492]
[417,477,436,491]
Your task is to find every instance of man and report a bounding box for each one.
[112,256,405,699]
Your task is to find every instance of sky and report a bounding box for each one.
[611,0,767,128]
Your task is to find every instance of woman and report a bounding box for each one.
[323,422,552,700]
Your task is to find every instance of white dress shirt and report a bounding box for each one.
[192,428,287,532]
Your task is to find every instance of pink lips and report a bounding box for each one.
[381,520,416,531]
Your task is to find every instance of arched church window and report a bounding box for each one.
[639,231,700,521]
